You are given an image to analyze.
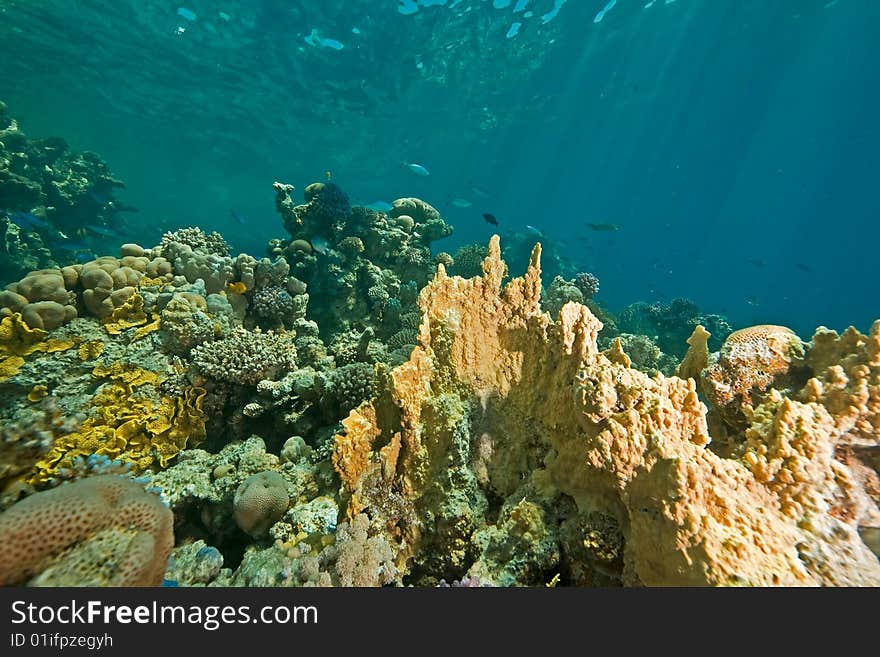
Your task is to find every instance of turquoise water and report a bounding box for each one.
[1,0,877,336]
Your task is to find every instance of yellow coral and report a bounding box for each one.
[0,313,49,356]
[0,313,75,380]
[132,316,161,341]
[27,385,48,402]
[102,293,148,335]
[30,363,206,484]
[0,356,25,381]
[78,340,105,361]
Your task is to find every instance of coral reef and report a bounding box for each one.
[191,327,297,386]
[1,102,131,281]
[271,181,451,344]
[331,236,880,586]
[618,297,733,358]
[0,126,877,589]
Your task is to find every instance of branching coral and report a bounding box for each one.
[161,227,230,257]
[191,327,297,385]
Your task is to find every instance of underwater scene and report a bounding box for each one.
[0,0,878,587]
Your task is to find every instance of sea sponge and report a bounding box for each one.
[0,475,172,586]
[233,471,290,536]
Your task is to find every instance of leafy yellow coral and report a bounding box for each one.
[30,363,206,484]
[132,315,161,341]
[78,340,105,361]
[0,313,76,381]
[27,385,48,402]
[103,293,148,335]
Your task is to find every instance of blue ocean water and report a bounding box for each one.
[0,0,877,337]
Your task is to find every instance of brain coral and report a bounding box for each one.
[233,471,290,536]
[702,324,806,425]
[0,475,172,586]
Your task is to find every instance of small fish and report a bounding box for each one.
[7,210,49,231]
[231,210,247,225]
[451,198,472,208]
[746,296,759,306]
[747,258,766,268]
[218,11,231,21]
[525,224,544,236]
[795,262,812,272]
[364,201,393,212]
[586,223,619,232]
[325,170,332,181]
[227,281,248,294]
[310,236,330,254]
[482,213,499,226]
[177,7,197,22]
[403,162,430,176]
[84,224,120,237]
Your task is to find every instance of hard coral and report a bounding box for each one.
[191,327,297,385]
[702,324,806,427]
[233,471,290,537]
[161,227,230,257]
[0,475,172,586]
[31,364,206,484]
[332,235,880,586]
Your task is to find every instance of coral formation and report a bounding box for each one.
[0,117,877,589]
[271,180,451,344]
[331,236,880,586]
[233,470,290,536]
[618,297,733,358]
[191,327,297,385]
[1,102,131,281]
[0,475,172,586]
